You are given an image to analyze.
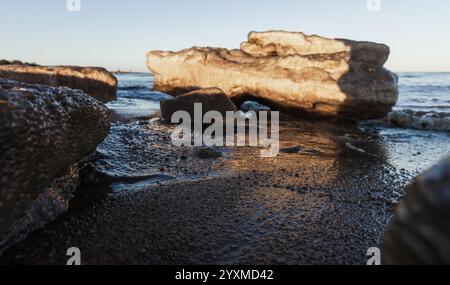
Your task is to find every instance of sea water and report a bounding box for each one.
[105,72,450,176]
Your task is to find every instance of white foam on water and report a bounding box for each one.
[386,110,450,132]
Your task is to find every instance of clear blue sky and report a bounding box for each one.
[1,0,449,72]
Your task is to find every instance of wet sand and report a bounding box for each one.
[1,116,449,265]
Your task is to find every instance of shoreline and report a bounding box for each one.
[1,65,449,265]
[2,113,447,264]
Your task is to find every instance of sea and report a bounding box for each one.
[105,72,450,176]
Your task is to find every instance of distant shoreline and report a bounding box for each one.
[112,71,151,75]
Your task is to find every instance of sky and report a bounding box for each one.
[1,0,449,72]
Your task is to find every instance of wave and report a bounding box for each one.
[385,110,450,132]
[400,85,450,94]
[118,85,150,91]
[118,86,172,101]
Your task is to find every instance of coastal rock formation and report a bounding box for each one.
[0,64,118,103]
[0,79,110,254]
[382,157,450,265]
[160,88,237,122]
[147,30,398,120]
[0,59,38,66]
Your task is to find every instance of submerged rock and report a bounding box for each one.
[0,64,117,103]
[160,88,237,122]
[382,157,450,265]
[194,147,223,159]
[280,146,302,154]
[240,101,271,113]
[147,30,398,120]
[0,79,110,254]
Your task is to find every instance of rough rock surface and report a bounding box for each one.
[0,79,110,254]
[240,31,390,66]
[147,30,398,120]
[382,157,450,265]
[160,88,237,122]
[0,64,118,103]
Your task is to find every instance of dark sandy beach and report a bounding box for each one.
[1,112,448,265]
